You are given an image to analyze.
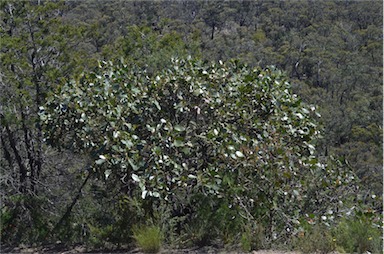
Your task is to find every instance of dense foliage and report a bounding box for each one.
[1,0,382,252]
[40,57,366,245]
[0,0,89,243]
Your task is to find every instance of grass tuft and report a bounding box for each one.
[132,225,162,253]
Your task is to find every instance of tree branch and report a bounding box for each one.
[49,167,92,238]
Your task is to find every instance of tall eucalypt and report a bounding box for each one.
[40,58,357,240]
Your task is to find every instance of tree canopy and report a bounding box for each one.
[40,58,359,242]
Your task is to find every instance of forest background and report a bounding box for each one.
[0,1,383,253]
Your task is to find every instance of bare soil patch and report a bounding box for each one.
[1,244,303,254]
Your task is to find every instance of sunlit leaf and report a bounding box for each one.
[174,125,185,132]
[132,173,140,182]
[235,151,245,158]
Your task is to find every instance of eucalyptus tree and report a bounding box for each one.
[0,0,86,243]
[41,57,357,243]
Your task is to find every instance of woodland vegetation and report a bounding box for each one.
[0,1,382,253]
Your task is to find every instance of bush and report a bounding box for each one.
[41,57,365,245]
[333,216,382,253]
[240,223,265,252]
[294,224,335,254]
[132,225,162,253]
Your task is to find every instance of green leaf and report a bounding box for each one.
[141,190,148,199]
[153,146,161,155]
[121,139,134,148]
[104,169,111,179]
[132,173,140,182]
[128,158,139,171]
[174,125,185,132]
[95,158,105,165]
[153,99,161,110]
[181,147,191,155]
[295,113,304,119]
[95,155,106,165]
[235,151,245,158]
[173,140,184,147]
[131,86,140,95]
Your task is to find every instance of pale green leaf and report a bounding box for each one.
[174,125,185,132]
[105,169,111,179]
[132,173,140,182]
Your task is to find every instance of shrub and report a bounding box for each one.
[333,216,382,253]
[294,224,335,254]
[41,57,362,244]
[240,223,265,252]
